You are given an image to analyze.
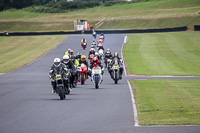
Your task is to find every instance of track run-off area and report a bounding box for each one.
[0,34,199,133]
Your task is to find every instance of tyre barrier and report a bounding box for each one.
[0,26,188,36]
[194,25,200,31]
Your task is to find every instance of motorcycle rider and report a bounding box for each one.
[65,48,71,56]
[100,33,104,39]
[89,57,104,80]
[62,55,76,88]
[79,55,89,79]
[49,58,68,93]
[104,48,113,68]
[76,52,82,62]
[94,52,100,60]
[110,52,124,79]
[91,39,96,48]
[69,49,74,58]
[71,55,80,86]
[79,55,89,70]
[88,48,95,59]
[92,30,96,38]
[90,57,103,70]
[81,38,87,44]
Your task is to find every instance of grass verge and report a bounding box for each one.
[124,31,200,76]
[0,35,66,73]
[130,79,200,125]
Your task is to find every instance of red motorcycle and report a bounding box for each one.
[79,63,88,85]
[81,42,87,50]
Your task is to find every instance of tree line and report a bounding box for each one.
[0,0,136,12]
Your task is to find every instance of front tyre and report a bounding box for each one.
[81,74,85,85]
[58,86,65,100]
[115,72,118,84]
[95,77,99,89]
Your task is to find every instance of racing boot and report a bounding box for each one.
[51,81,56,93]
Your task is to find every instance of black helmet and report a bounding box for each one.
[114,52,118,58]
[71,55,76,61]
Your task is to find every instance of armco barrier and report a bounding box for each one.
[84,26,188,34]
[0,31,82,36]
[194,25,200,31]
[0,26,188,36]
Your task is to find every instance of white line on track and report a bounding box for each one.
[127,80,140,127]
[122,36,139,126]
[121,35,127,76]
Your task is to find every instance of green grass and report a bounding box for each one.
[124,31,200,76]
[0,35,66,73]
[130,79,200,125]
[0,0,200,32]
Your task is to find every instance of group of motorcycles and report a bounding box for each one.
[50,32,122,100]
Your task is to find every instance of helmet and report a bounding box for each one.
[106,49,111,56]
[114,52,118,58]
[81,55,86,62]
[77,52,82,58]
[90,48,95,52]
[95,52,99,56]
[63,55,70,64]
[93,57,98,63]
[68,48,71,52]
[71,55,76,62]
[70,49,74,55]
[54,58,61,67]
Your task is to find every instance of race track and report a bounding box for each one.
[0,34,199,133]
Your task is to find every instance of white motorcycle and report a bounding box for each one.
[91,67,103,89]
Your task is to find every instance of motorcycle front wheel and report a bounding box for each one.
[58,86,65,100]
[115,72,118,84]
[95,77,99,89]
[81,74,85,85]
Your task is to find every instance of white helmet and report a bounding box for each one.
[95,52,99,56]
[54,58,61,67]
[63,55,70,64]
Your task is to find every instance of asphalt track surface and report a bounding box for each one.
[0,34,199,133]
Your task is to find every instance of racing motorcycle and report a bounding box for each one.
[98,49,104,60]
[50,70,70,100]
[92,31,97,38]
[112,63,120,84]
[91,67,103,89]
[79,63,88,85]
[81,42,87,50]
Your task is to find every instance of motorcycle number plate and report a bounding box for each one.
[95,70,99,73]
[113,66,119,69]
[56,75,61,79]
